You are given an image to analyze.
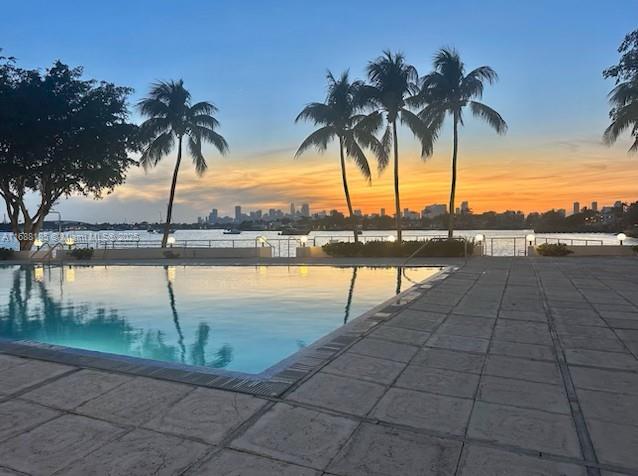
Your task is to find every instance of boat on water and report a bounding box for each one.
[223,229,242,235]
[278,227,311,236]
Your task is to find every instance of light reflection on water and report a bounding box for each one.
[0,265,439,374]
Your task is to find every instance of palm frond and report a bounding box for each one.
[190,125,229,155]
[469,101,507,134]
[188,136,207,176]
[342,133,372,182]
[139,132,174,170]
[189,101,218,116]
[138,117,171,143]
[400,109,436,157]
[603,102,638,144]
[295,102,333,125]
[294,126,336,157]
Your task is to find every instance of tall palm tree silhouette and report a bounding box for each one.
[138,80,228,247]
[417,48,507,238]
[364,52,435,242]
[295,71,387,242]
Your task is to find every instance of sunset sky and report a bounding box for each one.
[2,0,638,222]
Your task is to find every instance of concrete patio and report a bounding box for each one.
[1,256,638,475]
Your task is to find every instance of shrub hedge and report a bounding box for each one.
[322,239,472,258]
[0,248,15,260]
[536,243,573,256]
[69,248,94,260]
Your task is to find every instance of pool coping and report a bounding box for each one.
[0,264,457,397]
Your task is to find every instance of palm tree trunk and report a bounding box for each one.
[392,120,402,242]
[339,137,358,243]
[161,136,183,248]
[447,112,459,239]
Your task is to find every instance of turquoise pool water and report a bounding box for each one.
[0,265,439,374]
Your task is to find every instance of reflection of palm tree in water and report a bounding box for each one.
[2,266,139,355]
[162,267,233,368]
[396,267,402,295]
[164,266,186,362]
[343,267,358,324]
[190,322,233,368]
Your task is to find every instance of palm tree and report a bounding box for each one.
[604,80,638,153]
[364,51,435,242]
[138,80,228,247]
[295,71,387,242]
[417,48,507,238]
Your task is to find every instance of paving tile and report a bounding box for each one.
[371,387,473,436]
[489,340,555,361]
[467,401,582,458]
[189,449,319,475]
[569,367,638,395]
[323,352,405,385]
[144,387,266,444]
[560,335,627,352]
[348,338,418,363]
[498,309,548,322]
[0,354,28,372]
[231,403,358,469]
[457,444,587,475]
[606,318,638,330]
[60,428,208,476]
[396,365,480,398]
[477,375,570,414]
[0,415,124,475]
[577,388,638,426]
[493,320,552,345]
[556,324,618,340]
[327,423,462,476]
[388,310,446,331]
[427,335,490,353]
[288,372,385,416]
[0,400,59,442]
[435,316,494,339]
[76,377,191,426]
[587,419,638,470]
[564,349,638,371]
[0,360,74,395]
[411,348,485,374]
[369,326,430,345]
[485,355,561,384]
[22,369,132,410]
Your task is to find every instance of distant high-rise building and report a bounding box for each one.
[614,200,623,209]
[380,208,386,217]
[234,205,242,222]
[209,208,218,224]
[591,201,598,212]
[557,209,566,217]
[290,203,296,215]
[354,209,362,217]
[460,201,470,214]
[403,208,410,218]
[422,204,447,219]
[573,202,580,215]
[301,203,310,217]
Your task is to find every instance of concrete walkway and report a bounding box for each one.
[1,257,637,475]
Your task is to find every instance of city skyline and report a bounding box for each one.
[3,0,638,223]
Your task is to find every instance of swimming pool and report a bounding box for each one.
[0,265,440,375]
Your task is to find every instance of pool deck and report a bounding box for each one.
[1,256,638,475]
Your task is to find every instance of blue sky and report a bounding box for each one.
[2,0,637,221]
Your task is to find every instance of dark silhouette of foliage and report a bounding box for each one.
[604,29,638,153]
[363,51,435,242]
[295,71,387,242]
[0,58,138,250]
[138,80,228,247]
[417,48,507,238]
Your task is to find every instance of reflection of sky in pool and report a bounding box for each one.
[0,265,439,374]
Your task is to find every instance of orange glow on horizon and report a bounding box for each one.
[100,138,638,218]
